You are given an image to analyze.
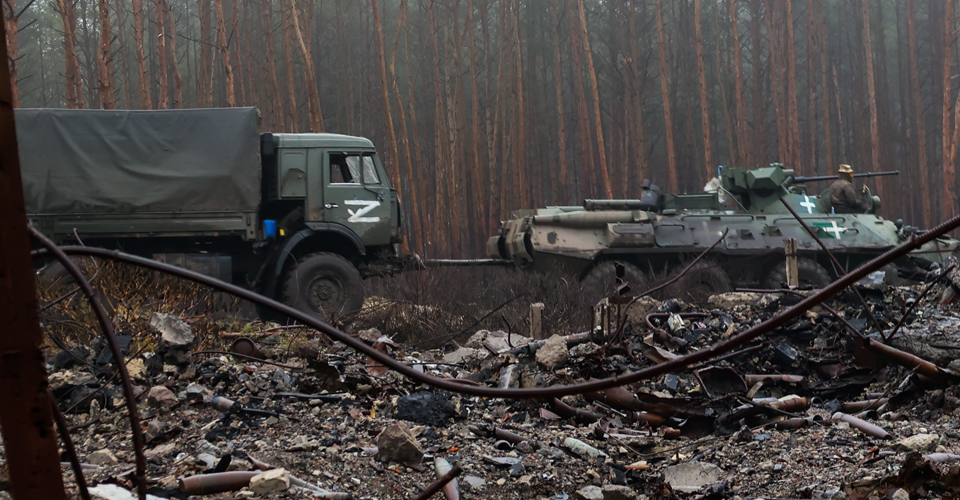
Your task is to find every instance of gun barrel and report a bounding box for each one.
[793,170,900,183]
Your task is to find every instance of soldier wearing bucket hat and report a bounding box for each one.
[829,164,870,213]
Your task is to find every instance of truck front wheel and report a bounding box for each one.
[282,252,364,321]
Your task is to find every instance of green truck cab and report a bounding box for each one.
[20,107,402,320]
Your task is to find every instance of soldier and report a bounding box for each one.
[829,164,870,214]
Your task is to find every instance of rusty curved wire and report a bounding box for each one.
[31,212,960,401]
[29,228,148,500]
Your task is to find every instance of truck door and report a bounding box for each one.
[322,150,393,245]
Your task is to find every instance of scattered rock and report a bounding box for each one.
[466,330,531,352]
[358,328,383,343]
[602,484,640,500]
[125,358,147,382]
[442,347,482,364]
[376,422,423,466]
[896,433,939,453]
[569,342,601,357]
[150,312,194,346]
[463,475,486,489]
[395,391,457,427]
[88,484,164,500]
[576,485,604,500]
[708,292,763,309]
[891,488,910,500]
[86,449,119,465]
[144,419,164,442]
[662,463,725,493]
[146,386,178,409]
[536,334,569,370]
[249,468,291,494]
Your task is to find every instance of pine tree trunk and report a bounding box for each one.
[625,1,648,189]
[58,0,84,108]
[214,0,236,106]
[568,0,595,197]
[466,0,488,234]
[767,0,788,165]
[693,0,713,177]
[97,0,117,108]
[166,1,183,107]
[155,0,169,108]
[860,0,882,204]
[551,1,571,203]
[4,0,18,107]
[730,0,750,165]
[947,1,960,219]
[512,0,527,208]
[943,0,954,221]
[260,0,283,128]
[784,0,800,171]
[655,0,677,192]
[281,0,297,130]
[750,0,765,161]
[575,0,612,199]
[198,0,213,107]
[818,0,833,170]
[113,0,133,108]
[804,0,817,172]
[426,0,450,254]
[371,0,399,190]
[230,0,245,105]
[907,0,931,227]
[287,0,322,131]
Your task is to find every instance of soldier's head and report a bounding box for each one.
[838,164,853,181]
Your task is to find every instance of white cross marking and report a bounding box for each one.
[822,221,846,239]
[800,195,818,214]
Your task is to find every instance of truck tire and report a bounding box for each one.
[581,260,648,304]
[663,260,732,303]
[281,252,364,321]
[761,258,831,290]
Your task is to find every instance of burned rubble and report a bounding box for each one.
[18,252,960,500]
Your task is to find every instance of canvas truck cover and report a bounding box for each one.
[17,107,262,215]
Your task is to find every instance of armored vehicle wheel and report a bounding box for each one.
[663,261,732,303]
[282,252,364,321]
[761,258,831,290]
[581,260,648,304]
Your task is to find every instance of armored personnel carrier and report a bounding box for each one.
[486,164,958,298]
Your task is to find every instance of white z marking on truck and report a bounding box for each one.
[344,200,381,223]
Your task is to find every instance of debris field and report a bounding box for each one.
[18,251,960,500]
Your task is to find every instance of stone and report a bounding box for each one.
[87,449,119,465]
[442,347,482,364]
[569,342,601,358]
[358,328,383,343]
[395,391,457,427]
[88,484,164,500]
[466,330,531,352]
[144,419,164,443]
[143,442,177,463]
[536,334,569,370]
[602,485,640,500]
[662,463,725,493]
[376,422,424,466]
[150,313,194,346]
[146,386,178,409]
[895,433,939,453]
[576,485,604,500]
[624,297,663,325]
[707,292,763,309]
[249,468,291,495]
[125,358,147,382]
[463,475,486,489]
[891,488,910,500]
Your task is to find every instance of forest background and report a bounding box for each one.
[3,0,957,257]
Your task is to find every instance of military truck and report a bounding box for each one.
[486,164,959,298]
[20,107,404,320]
